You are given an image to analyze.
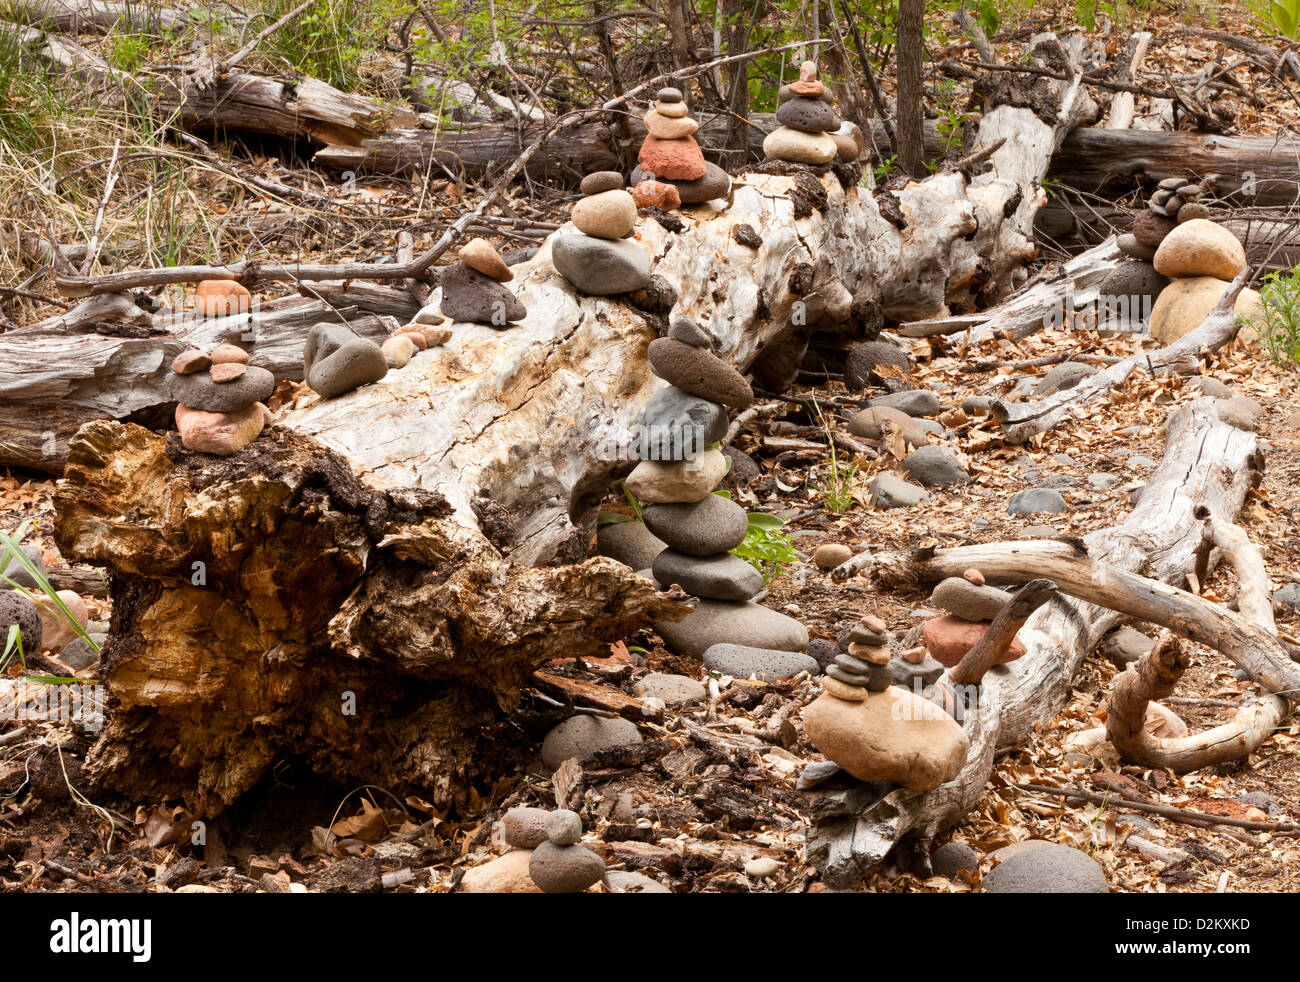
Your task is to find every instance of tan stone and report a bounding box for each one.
[822,677,868,701]
[655,100,688,119]
[402,322,453,347]
[459,850,543,893]
[1153,219,1246,279]
[209,362,246,383]
[1148,276,1263,345]
[36,590,88,652]
[763,127,836,165]
[625,449,727,504]
[848,642,890,665]
[644,109,699,140]
[848,405,929,446]
[195,279,251,317]
[571,189,638,239]
[1144,701,1188,740]
[458,237,512,282]
[382,334,416,368]
[813,543,852,571]
[802,688,969,791]
[210,344,250,365]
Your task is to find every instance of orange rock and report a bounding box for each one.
[210,362,247,383]
[631,180,682,210]
[963,568,986,585]
[923,615,1026,668]
[637,134,707,181]
[400,330,427,350]
[195,279,252,318]
[210,343,250,365]
[171,349,210,375]
[458,237,513,282]
[789,79,825,97]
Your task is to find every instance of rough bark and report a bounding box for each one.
[810,400,1262,884]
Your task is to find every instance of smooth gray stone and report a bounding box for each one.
[869,473,929,508]
[642,495,748,557]
[1126,455,1158,469]
[597,520,667,570]
[652,549,763,601]
[656,601,808,659]
[929,577,1012,621]
[983,844,1109,893]
[552,231,651,295]
[59,637,100,670]
[635,387,727,461]
[931,841,978,878]
[545,810,583,846]
[1103,626,1154,667]
[668,316,712,348]
[529,840,605,892]
[303,324,387,399]
[1188,375,1232,399]
[1087,472,1119,490]
[1215,396,1260,432]
[633,672,707,706]
[869,389,941,417]
[825,664,868,686]
[169,363,275,412]
[702,642,819,680]
[961,395,992,416]
[891,655,944,690]
[796,760,843,790]
[1235,791,1281,815]
[1008,488,1068,515]
[1032,361,1096,397]
[904,446,970,487]
[0,544,45,591]
[833,653,871,675]
[541,715,642,770]
[439,261,525,324]
[1273,583,1300,608]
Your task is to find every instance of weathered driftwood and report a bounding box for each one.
[49,35,1090,815]
[7,0,189,31]
[811,400,1262,885]
[1106,511,1291,771]
[0,294,402,473]
[989,270,1248,442]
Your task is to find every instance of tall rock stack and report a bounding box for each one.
[167,344,274,455]
[552,173,653,296]
[763,61,840,166]
[638,318,812,675]
[630,88,730,205]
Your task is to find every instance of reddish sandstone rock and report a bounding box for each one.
[638,134,707,181]
[195,279,252,317]
[171,349,210,375]
[923,614,1026,668]
[175,402,269,456]
[631,180,682,211]
[209,362,247,383]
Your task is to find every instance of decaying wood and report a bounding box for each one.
[990,269,1248,442]
[810,400,1263,885]
[1106,510,1292,772]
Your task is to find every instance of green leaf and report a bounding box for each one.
[597,513,633,527]
[747,513,784,530]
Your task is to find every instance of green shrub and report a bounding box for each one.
[1253,266,1300,370]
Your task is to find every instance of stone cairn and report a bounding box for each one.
[631,87,730,205]
[802,611,970,792]
[167,343,275,455]
[922,569,1027,672]
[763,61,843,166]
[1108,177,1258,338]
[440,236,525,326]
[527,810,606,893]
[552,173,653,296]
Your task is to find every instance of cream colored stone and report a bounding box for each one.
[459,850,543,893]
[1149,276,1262,344]
[655,100,688,118]
[644,109,699,140]
[381,334,416,368]
[571,189,638,239]
[625,448,727,504]
[1153,219,1246,279]
[762,126,836,165]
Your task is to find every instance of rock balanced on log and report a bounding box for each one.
[630,87,730,205]
[552,173,653,296]
[763,61,843,165]
[168,343,273,455]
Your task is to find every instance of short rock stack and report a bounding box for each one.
[440,237,525,326]
[638,318,812,673]
[168,343,274,455]
[802,614,969,792]
[1147,176,1209,223]
[763,61,840,166]
[528,810,606,893]
[1148,216,1264,344]
[552,173,652,296]
[631,88,730,205]
[922,570,1026,670]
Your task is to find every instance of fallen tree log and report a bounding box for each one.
[49,34,1094,815]
[812,399,1264,884]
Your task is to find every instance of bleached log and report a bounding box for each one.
[811,400,1262,884]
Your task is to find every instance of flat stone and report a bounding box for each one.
[1032,362,1095,397]
[169,363,275,413]
[175,402,268,455]
[529,841,606,893]
[1154,218,1246,280]
[778,81,833,103]
[869,389,941,417]
[655,602,809,658]
[762,126,836,164]
[1235,791,1281,816]
[702,642,819,680]
[744,857,780,878]
[171,349,210,375]
[822,677,868,700]
[1126,455,1158,470]
[634,672,707,706]
[302,324,387,399]
[796,760,843,789]
[983,843,1108,893]
[1087,472,1119,490]
[656,87,683,103]
[209,343,249,365]
[924,615,1026,667]
[606,870,671,893]
[848,406,929,447]
[802,688,969,791]
[596,520,666,570]
[903,446,970,488]
[929,577,1011,621]
[643,109,699,140]
[635,387,727,461]
[891,654,945,690]
[552,231,652,296]
[626,449,728,504]
[932,841,979,878]
[572,189,638,239]
[774,97,839,133]
[642,494,748,556]
[1008,488,1068,516]
[869,473,929,509]
[652,549,763,601]
[580,171,623,195]
[541,715,642,770]
[440,261,526,324]
[459,850,542,893]
[656,101,688,118]
[647,337,753,409]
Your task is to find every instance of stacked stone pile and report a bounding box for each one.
[630,88,730,205]
[552,173,653,296]
[168,343,274,455]
[763,61,841,166]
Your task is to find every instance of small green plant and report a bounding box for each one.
[1251,0,1300,38]
[1,524,95,681]
[730,512,798,586]
[808,400,860,514]
[872,154,898,183]
[1253,266,1300,370]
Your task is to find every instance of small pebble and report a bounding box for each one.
[545,809,583,846]
[744,857,780,878]
[209,362,247,383]
[963,568,985,585]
